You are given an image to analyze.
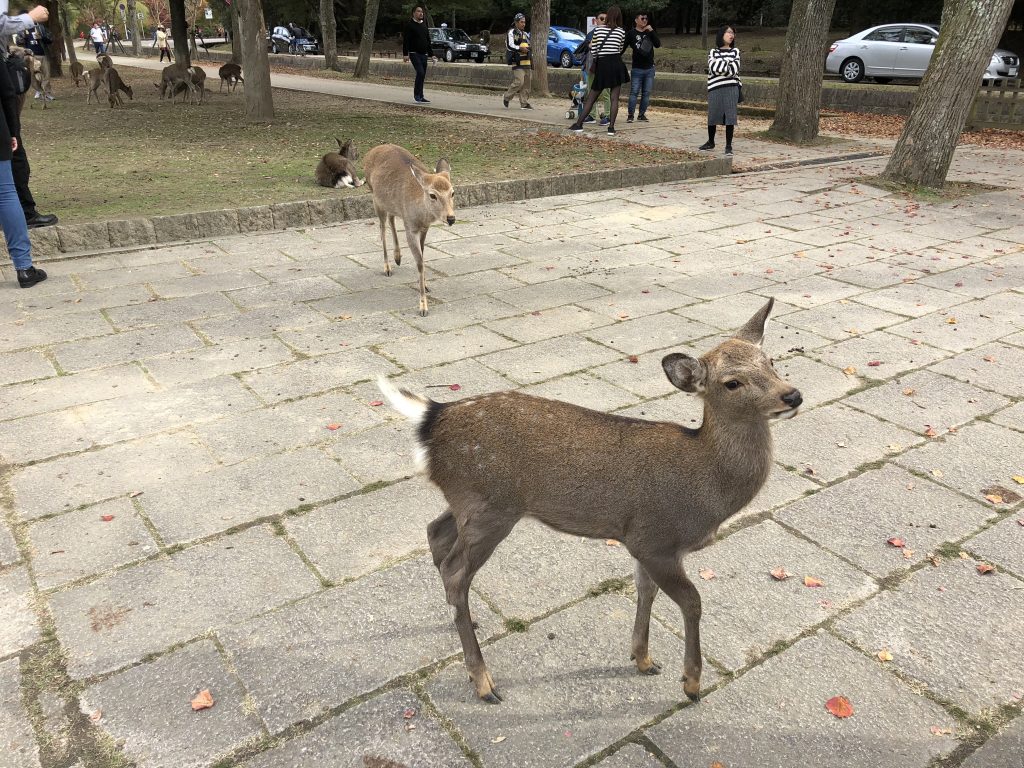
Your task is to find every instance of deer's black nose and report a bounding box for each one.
[446,216,456,226]
[782,389,802,408]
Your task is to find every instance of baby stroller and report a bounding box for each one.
[565,75,588,120]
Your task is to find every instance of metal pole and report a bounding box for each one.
[701,0,708,50]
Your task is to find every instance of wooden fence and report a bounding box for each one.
[968,78,1023,130]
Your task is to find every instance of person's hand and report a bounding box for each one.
[28,5,48,23]
[644,24,653,32]
[11,138,17,152]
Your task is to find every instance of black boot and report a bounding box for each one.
[17,266,47,288]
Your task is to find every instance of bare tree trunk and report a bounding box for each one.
[46,2,62,76]
[128,0,140,56]
[60,2,78,67]
[530,0,550,96]
[170,0,190,66]
[767,0,838,143]
[237,0,274,121]
[881,0,1015,188]
[321,0,338,69]
[353,0,381,79]
[230,1,242,61]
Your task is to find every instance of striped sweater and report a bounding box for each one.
[591,25,626,57]
[707,47,741,90]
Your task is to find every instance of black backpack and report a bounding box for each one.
[4,52,31,95]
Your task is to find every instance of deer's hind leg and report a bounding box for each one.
[389,216,402,266]
[438,501,517,703]
[427,509,458,569]
[630,560,663,676]
[374,206,392,276]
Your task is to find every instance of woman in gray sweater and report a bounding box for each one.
[700,25,741,156]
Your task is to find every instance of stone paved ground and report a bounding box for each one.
[2,87,1024,766]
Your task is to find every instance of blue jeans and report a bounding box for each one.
[0,161,31,270]
[409,52,428,100]
[628,66,655,117]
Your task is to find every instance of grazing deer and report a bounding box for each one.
[218,61,243,93]
[186,66,207,104]
[106,68,133,108]
[70,61,84,86]
[362,143,455,316]
[378,298,801,704]
[156,62,203,104]
[86,65,108,104]
[314,138,363,189]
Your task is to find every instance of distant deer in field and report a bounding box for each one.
[156,62,204,104]
[86,65,108,104]
[96,53,112,69]
[106,67,133,108]
[379,298,802,704]
[314,138,363,189]
[218,61,243,92]
[362,143,455,316]
[70,61,84,86]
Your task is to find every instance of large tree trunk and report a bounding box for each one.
[237,0,274,121]
[46,3,62,76]
[881,0,1015,188]
[128,0,141,56]
[230,0,242,61]
[353,0,380,79]
[530,0,550,97]
[321,0,338,69]
[767,0,838,143]
[170,0,190,66]
[60,2,78,67]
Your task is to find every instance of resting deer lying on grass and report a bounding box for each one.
[314,138,363,189]
[362,143,455,316]
[378,298,801,704]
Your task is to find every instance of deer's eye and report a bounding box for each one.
[429,193,438,200]
[724,380,741,390]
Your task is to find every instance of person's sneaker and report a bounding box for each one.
[583,115,596,123]
[520,103,533,109]
[626,115,634,123]
[698,141,715,151]
[599,117,609,126]
[607,126,616,137]
[568,124,584,134]
[419,97,431,103]
[725,145,734,156]
[16,266,47,288]
[637,114,649,122]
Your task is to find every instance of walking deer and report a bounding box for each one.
[218,61,243,93]
[362,143,455,316]
[314,138,363,189]
[378,298,801,704]
[70,61,84,86]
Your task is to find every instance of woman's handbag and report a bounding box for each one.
[3,52,31,95]
[737,83,744,103]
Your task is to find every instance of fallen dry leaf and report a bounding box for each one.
[627,355,639,364]
[877,649,893,662]
[368,400,384,407]
[946,317,957,325]
[929,726,953,736]
[403,707,417,719]
[770,567,791,581]
[490,735,507,744]
[190,689,214,711]
[902,388,916,396]
[804,576,824,588]
[88,709,103,723]
[605,539,620,547]
[985,494,1004,504]
[842,365,857,375]
[931,469,944,478]
[825,695,854,718]
[887,537,906,548]
[981,485,1022,504]
[959,551,971,560]
[903,548,915,559]
[867,360,882,367]
[100,515,114,522]
[929,555,941,567]
[977,563,995,574]
[449,384,462,391]
[325,423,342,431]
[699,568,716,581]
[924,426,938,438]
[982,355,997,363]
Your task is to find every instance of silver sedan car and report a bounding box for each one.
[826,23,1020,84]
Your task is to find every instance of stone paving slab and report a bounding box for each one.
[0,566,39,656]
[652,521,877,671]
[238,347,400,404]
[0,407,94,465]
[647,632,958,768]
[0,657,41,768]
[104,292,239,331]
[220,556,501,733]
[426,594,699,768]
[475,334,624,385]
[140,337,297,388]
[0,310,113,354]
[835,557,1024,714]
[243,689,470,768]
[52,324,205,373]
[927,341,1024,398]
[590,743,663,768]
[811,330,952,381]
[777,464,995,579]
[81,641,264,768]
[0,520,19,566]
[49,526,321,679]
[961,714,1024,768]
[0,349,56,386]
[27,498,159,590]
[0,364,157,422]
[963,515,1024,579]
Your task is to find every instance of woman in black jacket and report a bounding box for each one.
[0,54,45,287]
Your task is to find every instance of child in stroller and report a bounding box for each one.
[565,76,589,120]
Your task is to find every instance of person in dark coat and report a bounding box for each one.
[625,11,660,122]
[402,5,433,103]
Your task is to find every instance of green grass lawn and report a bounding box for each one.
[22,65,693,225]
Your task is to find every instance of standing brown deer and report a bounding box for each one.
[378,298,801,704]
[362,144,455,317]
[69,61,84,86]
[218,61,243,93]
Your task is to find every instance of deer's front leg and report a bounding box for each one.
[644,557,703,701]
[406,227,428,316]
[630,560,662,675]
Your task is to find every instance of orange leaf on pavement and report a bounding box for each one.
[369,400,384,407]
[325,423,342,431]
[190,689,214,711]
[825,695,853,718]
[770,567,791,581]
[930,726,953,736]
[804,576,824,588]
[699,568,716,581]
[842,366,857,375]
[627,355,639,364]
[976,563,995,574]
[887,537,906,548]
[877,649,893,662]
[100,515,115,522]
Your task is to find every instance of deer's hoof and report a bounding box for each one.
[395,254,402,266]
[632,653,662,675]
[683,676,701,701]
[481,691,503,704]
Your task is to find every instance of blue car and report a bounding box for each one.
[547,26,585,68]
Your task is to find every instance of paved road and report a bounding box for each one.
[1,63,1023,767]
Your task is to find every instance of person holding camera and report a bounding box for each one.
[625,12,660,123]
[502,13,532,109]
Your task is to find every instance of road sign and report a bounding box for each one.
[205,8,213,19]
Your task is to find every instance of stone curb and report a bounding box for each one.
[29,157,730,262]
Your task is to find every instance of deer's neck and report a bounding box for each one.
[697,405,775,517]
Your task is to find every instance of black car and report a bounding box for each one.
[268,24,321,55]
[428,27,489,63]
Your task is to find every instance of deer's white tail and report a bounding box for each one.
[377,376,431,472]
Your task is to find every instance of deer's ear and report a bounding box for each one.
[410,165,430,191]
[662,353,706,393]
[435,158,451,176]
[733,297,774,347]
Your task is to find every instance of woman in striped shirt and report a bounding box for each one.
[568,5,630,136]
[700,25,741,155]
